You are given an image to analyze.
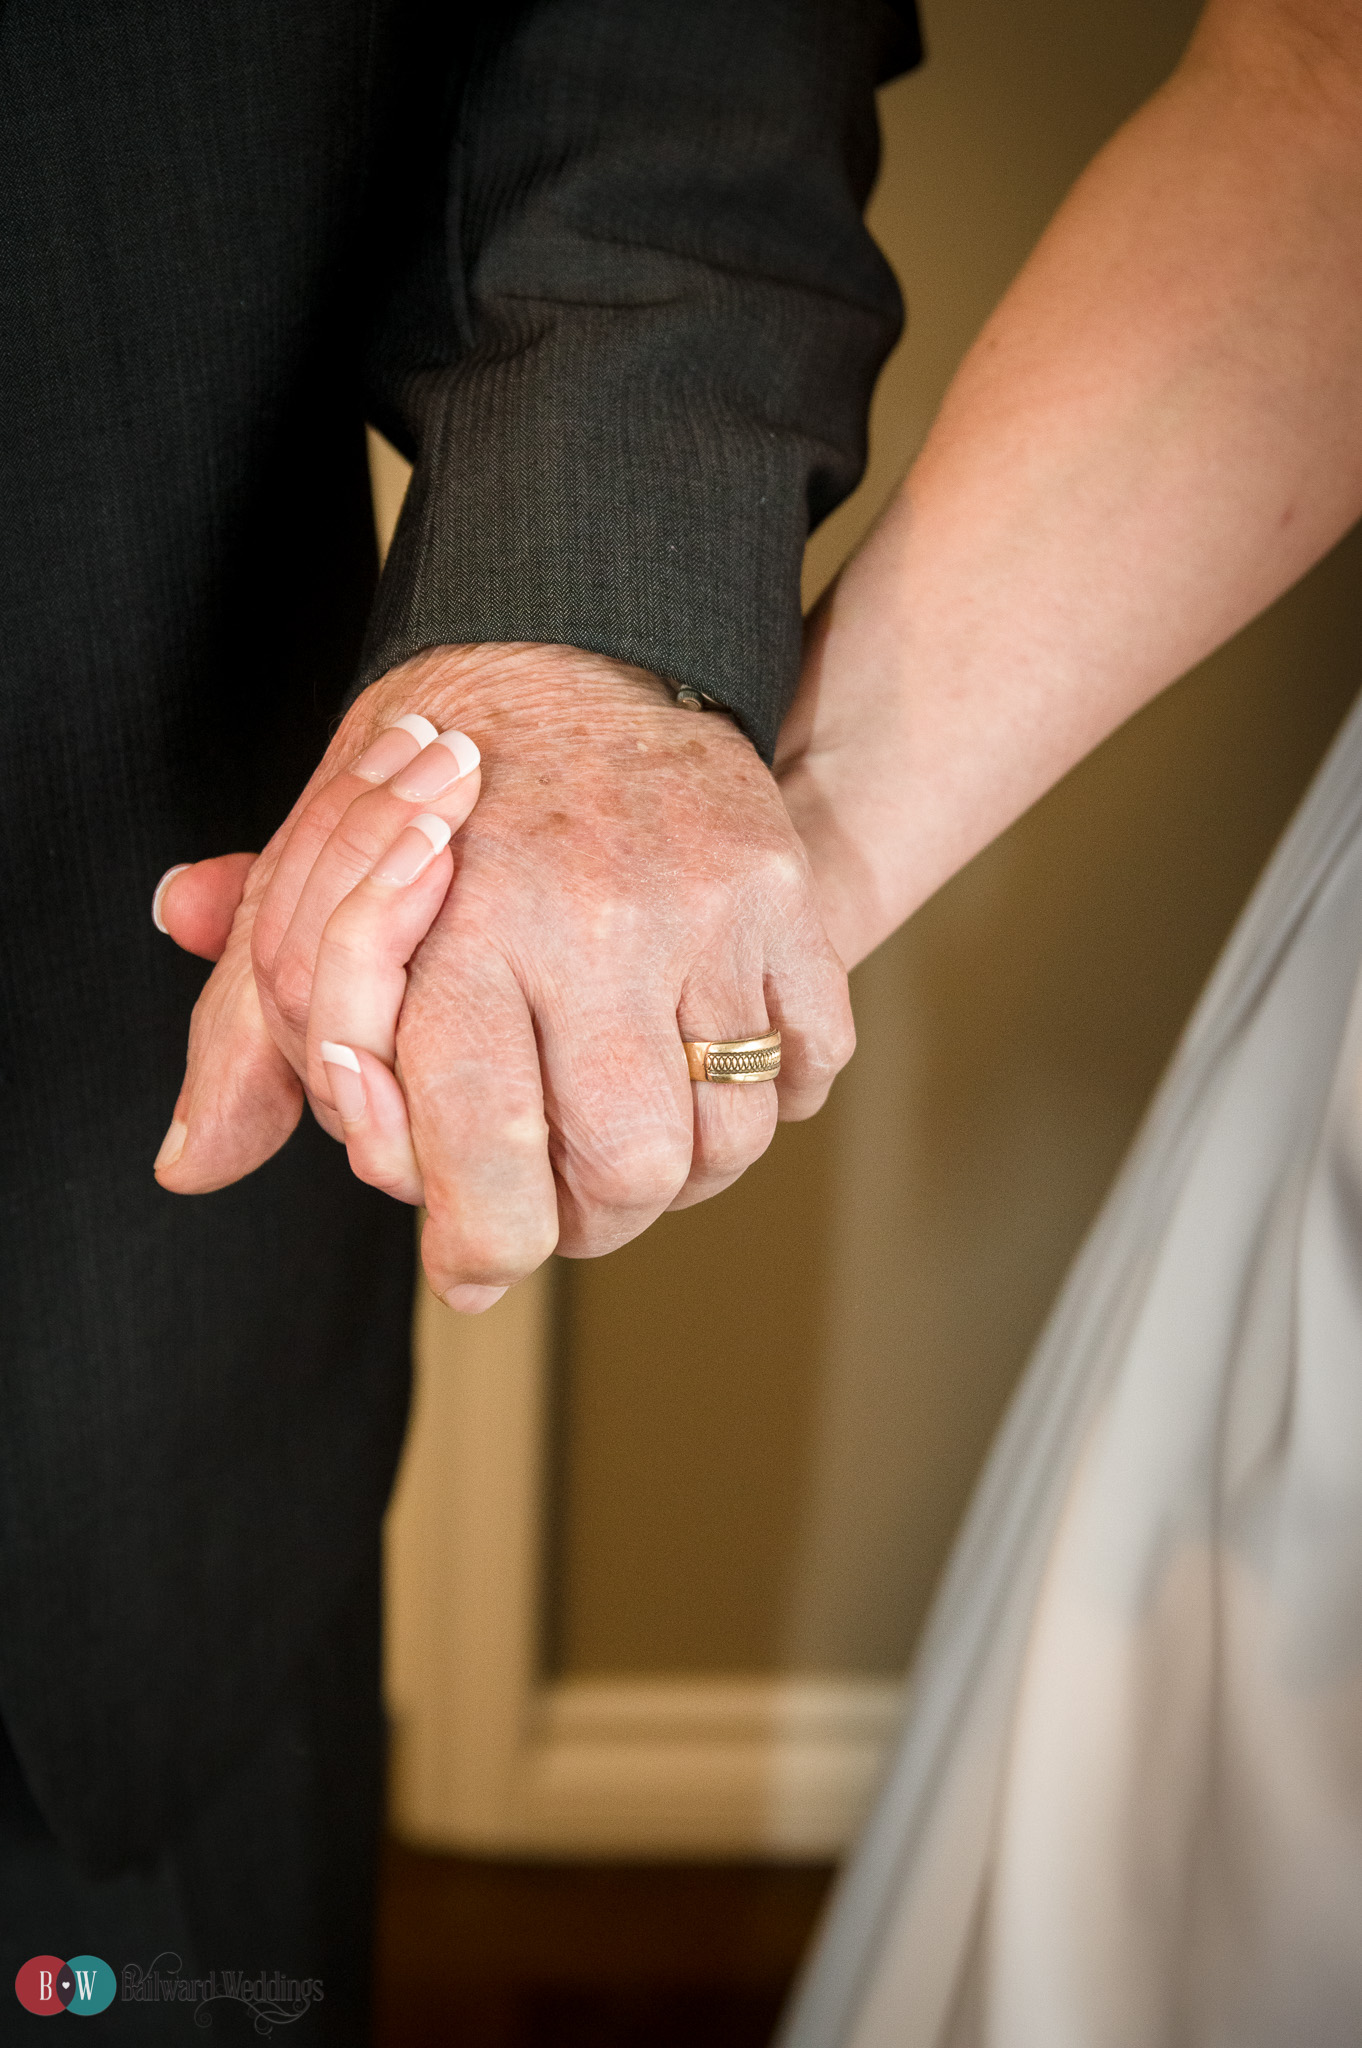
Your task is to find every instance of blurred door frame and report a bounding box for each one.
[383,1264,902,1858]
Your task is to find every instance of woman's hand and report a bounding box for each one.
[151,717,492,1299]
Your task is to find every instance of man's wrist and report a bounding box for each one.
[348,643,752,756]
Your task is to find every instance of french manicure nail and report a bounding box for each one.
[154,1119,188,1171]
[390,728,480,802]
[393,713,441,745]
[151,864,192,935]
[349,714,440,784]
[320,1041,367,1122]
[368,812,452,887]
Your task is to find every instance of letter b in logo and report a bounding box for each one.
[14,1958,65,2016]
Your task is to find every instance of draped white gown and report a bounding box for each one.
[779,690,1362,2048]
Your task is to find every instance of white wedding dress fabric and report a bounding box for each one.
[780,689,1362,2048]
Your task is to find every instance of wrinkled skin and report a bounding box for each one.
[156,644,854,1310]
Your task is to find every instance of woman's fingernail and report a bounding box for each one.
[320,1042,367,1122]
[369,813,452,887]
[154,1119,188,1171]
[390,728,480,802]
[393,713,441,745]
[349,714,440,784]
[444,1284,509,1315]
[151,864,192,935]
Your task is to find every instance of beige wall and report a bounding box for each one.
[550,0,1362,1677]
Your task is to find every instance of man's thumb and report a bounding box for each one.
[155,931,304,1194]
[154,853,256,963]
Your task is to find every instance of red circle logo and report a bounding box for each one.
[14,1957,68,2015]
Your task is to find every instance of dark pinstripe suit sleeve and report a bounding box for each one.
[356,0,920,761]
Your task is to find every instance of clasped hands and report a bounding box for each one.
[153,643,854,1312]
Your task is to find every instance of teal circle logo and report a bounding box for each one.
[64,1959,116,2016]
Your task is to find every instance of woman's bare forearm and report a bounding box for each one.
[780,0,1362,968]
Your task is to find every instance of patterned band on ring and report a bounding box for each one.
[682,1029,782,1084]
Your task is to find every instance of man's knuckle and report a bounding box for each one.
[437,1212,557,1287]
[800,1042,846,1091]
[698,1140,755,1185]
[825,1013,857,1072]
[580,892,645,947]
[754,841,808,903]
[707,1124,773,1181]
[575,1130,689,1211]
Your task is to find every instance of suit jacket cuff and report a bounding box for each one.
[354,319,879,763]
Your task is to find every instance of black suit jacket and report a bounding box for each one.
[0,0,916,1872]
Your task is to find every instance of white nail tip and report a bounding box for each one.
[320,1041,362,1073]
[392,713,439,746]
[411,812,453,853]
[436,729,481,778]
[151,863,192,934]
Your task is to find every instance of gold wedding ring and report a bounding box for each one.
[682,1029,782,1084]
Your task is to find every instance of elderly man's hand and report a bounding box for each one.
[155,644,854,1309]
